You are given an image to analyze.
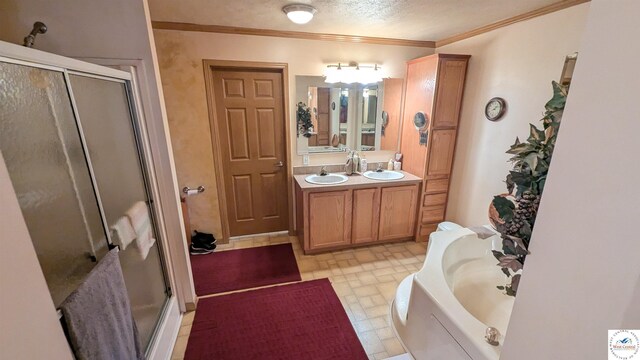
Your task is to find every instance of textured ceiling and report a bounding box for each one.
[148,0,564,41]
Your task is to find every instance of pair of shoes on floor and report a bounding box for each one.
[190,230,217,255]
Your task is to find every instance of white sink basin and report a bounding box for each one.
[363,170,405,181]
[305,173,349,185]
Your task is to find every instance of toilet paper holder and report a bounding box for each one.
[182,186,205,195]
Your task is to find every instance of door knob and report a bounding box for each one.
[274,161,284,167]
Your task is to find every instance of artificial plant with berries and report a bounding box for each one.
[296,102,313,138]
[489,81,568,296]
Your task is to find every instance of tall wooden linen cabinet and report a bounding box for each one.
[399,54,470,241]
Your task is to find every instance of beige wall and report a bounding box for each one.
[153,30,432,237]
[439,3,590,227]
[502,1,640,358]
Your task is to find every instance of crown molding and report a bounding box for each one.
[435,0,591,48]
[151,21,436,48]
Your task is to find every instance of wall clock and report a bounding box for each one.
[485,97,507,121]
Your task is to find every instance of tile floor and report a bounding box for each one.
[171,234,428,360]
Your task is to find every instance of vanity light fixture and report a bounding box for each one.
[324,63,383,84]
[283,4,317,25]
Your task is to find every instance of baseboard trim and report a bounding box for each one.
[185,299,198,312]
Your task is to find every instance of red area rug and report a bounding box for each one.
[190,243,301,296]
[184,279,368,360]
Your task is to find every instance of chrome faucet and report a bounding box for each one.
[485,327,500,346]
[319,166,328,176]
[376,163,384,172]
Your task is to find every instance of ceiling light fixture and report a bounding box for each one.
[282,4,317,25]
[324,63,384,84]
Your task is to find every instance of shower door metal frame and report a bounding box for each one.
[0,43,173,355]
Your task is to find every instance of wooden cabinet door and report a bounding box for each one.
[433,58,468,129]
[379,185,419,241]
[427,129,457,177]
[352,188,380,244]
[400,56,439,178]
[308,190,352,250]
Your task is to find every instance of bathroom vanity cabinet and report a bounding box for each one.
[294,173,421,254]
[400,53,470,241]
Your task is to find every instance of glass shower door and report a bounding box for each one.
[0,63,108,306]
[67,74,169,348]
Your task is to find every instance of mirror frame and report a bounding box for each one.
[295,75,402,155]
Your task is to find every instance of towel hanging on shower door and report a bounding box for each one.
[126,201,156,260]
[59,249,144,360]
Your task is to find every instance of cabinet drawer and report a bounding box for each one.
[421,206,445,224]
[425,179,449,194]
[423,193,447,207]
[419,223,438,236]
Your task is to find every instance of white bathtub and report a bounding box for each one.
[391,227,515,360]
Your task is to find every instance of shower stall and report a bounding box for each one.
[0,44,173,353]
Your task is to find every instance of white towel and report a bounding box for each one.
[126,201,150,233]
[134,225,156,260]
[125,201,156,260]
[110,216,137,250]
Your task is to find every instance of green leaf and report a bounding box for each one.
[501,267,511,277]
[538,177,547,193]
[524,152,539,173]
[544,126,555,142]
[502,240,517,256]
[508,235,528,253]
[510,171,532,192]
[545,81,567,112]
[498,254,523,272]
[492,250,505,261]
[496,286,505,290]
[506,142,535,155]
[528,124,546,142]
[510,274,522,293]
[492,196,515,221]
[505,174,515,194]
[519,221,532,238]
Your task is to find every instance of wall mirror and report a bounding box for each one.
[296,76,403,154]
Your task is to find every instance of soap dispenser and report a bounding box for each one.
[387,159,394,170]
[360,153,368,172]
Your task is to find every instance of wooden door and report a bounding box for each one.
[212,69,288,236]
[316,87,330,145]
[352,188,380,244]
[379,185,418,240]
[308,190,352,250]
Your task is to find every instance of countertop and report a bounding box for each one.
[294,171,422,191]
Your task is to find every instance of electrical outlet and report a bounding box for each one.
[303,154,309,165]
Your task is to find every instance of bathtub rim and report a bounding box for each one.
[414,227,506,360]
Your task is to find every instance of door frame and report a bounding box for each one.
[203,60,293,242]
